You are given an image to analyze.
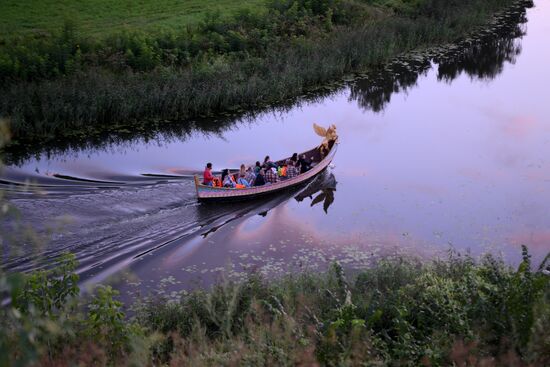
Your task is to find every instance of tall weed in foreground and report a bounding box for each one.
[0,256,154,366]
[140,252,549,366]
[0,249,547,366]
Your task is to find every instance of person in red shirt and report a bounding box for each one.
[203,162,214,186]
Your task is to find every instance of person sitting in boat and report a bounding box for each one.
[245,166,256,186]
[237,164,251,187]
[203,162,215,186]
[253,169,266,186]
[290,153,298,165]
[286,159,299,178]
[221,169,236,188]
[277,161,287,177]
[264,167,279,184]
[298,154,312,174]
[264,155,277,169]
[254,161,262,174]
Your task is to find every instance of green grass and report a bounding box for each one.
[0,0,266,38]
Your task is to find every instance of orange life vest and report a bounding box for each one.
[212,177,222,187]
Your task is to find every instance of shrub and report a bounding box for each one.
[11,253,79,318]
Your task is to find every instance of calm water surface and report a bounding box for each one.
[2,1,549,299]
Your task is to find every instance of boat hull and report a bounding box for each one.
[194,143,337,202]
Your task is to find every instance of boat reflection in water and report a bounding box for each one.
[294,170,337,214]
[196,168,338,238]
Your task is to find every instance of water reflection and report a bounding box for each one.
[350,4,529,112]
[437,14,527,81]
[195,169,339,236]
[195,185,306,239]
[437,37,522,81]
[2,114,238,166]
[295,170,338,213]
[349,60,431,113]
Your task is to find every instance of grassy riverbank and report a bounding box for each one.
[0,0,529,147]
[1,249,549,366]
[0,0,265,38]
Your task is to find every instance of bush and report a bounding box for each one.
[11,252,79,318]
[0,247,548,366]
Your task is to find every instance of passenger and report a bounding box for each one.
[245,167,256,186]
[299,154,312,174]
[254,161,262,174]
[221,169,236,188]
[290,153,298,165]
[264,166,279,184]
[264,155,277,169]
[253,169,266,186]
[237,164,251,187]
[286,160,299,178]
[221,168,227,183]
[278,161,287,177]
[203,162,214,186]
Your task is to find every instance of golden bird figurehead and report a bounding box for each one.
[313,123,338,153]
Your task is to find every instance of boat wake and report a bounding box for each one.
[1,165,337,291]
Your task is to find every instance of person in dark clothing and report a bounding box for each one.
[298,154,311,174]
[254,161,262,174]
[290,153,298,165]
[254,169,266,186]
[264,155,277,169]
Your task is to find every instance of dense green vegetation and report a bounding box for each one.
[1,248,549,366]
[0,0,529,148]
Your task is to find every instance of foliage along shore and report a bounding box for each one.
[0,0,532,149]
[0,248,549,366]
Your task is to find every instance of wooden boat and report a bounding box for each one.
[194,124,338,202]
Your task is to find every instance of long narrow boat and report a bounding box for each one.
[194,125,338,202]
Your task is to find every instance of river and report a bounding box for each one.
[1,1,549,301]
